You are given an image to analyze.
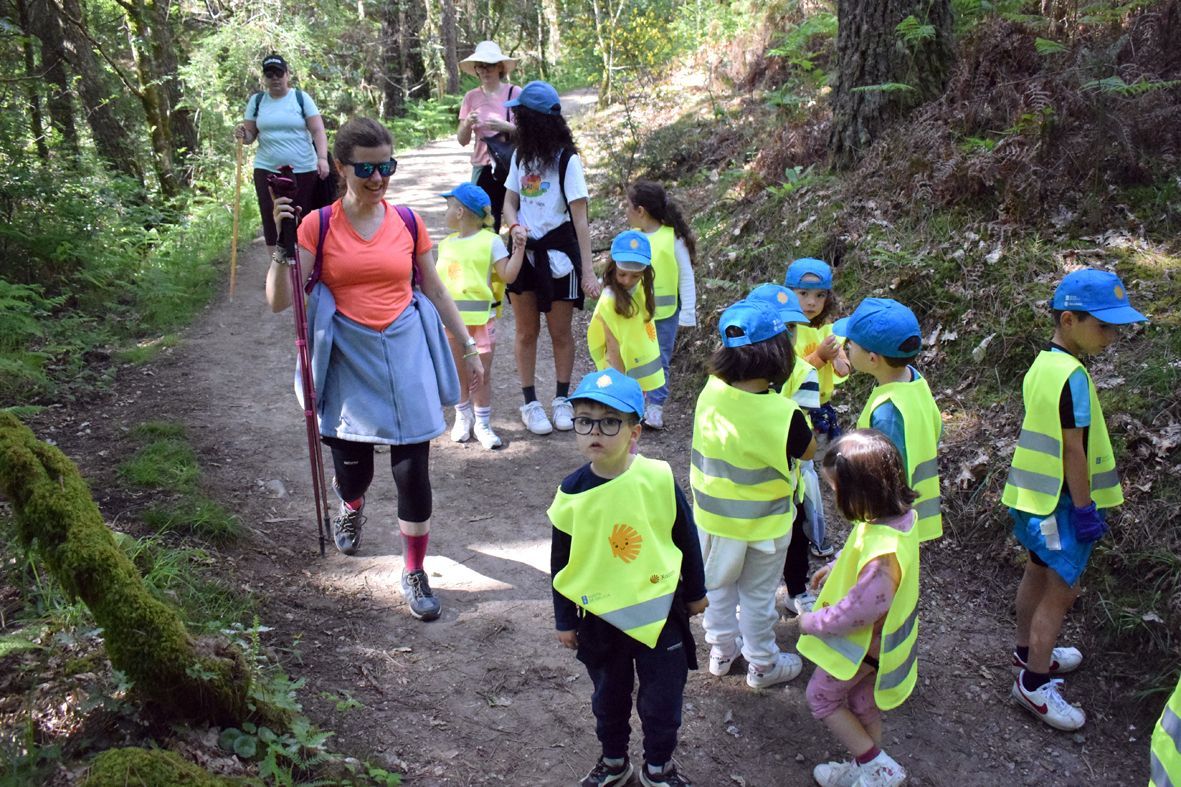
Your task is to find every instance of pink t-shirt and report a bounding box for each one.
[459,83,516,166]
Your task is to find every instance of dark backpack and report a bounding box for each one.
[305,204,420,295]
[481,85,517,184]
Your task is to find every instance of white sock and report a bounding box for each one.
[456,401,473,416]
[602,756,625,767]
[474,405,492,425]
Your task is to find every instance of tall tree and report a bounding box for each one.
[827,0,954,169]
[27,0,79,156]
[381,0,408,117]
[441,0,460,94]
[14,0,50,160]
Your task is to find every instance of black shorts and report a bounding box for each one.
[1028,548,1048,568]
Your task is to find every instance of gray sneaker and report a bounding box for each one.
[332,500,365,556]
[400,569,441,621]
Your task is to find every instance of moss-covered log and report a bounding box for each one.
[0,412,251,724]
[82,747,232,786]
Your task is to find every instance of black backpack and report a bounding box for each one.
[251,88,338,210]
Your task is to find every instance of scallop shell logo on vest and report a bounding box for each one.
[596,373,613,388]
[609,523,642,563]
[1114,285,1125,300]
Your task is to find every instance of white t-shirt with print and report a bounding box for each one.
[506,151,589,276]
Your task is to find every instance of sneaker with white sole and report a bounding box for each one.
[520,401,553,435]
[1010,671,1086,731]
[551,396,575,431]
[472,419,503,450]
[332,500,365,556]
[708,636,743,676]
[810,539,835,558]
[644,403,665,430]
[1011,646,1083,675]
[400,569,442,621]
[853,750,906,787]
[640,761,692,787]
[450,406,474,442]
[814,759,860,787]
[580,756,633,787]
[746,651,803,689]
[788,590,817,617]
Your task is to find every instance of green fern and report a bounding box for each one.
[851,82,917,94]
[1082,76,1181,96]
[896,15,936,46]
[1034,37,1068,55]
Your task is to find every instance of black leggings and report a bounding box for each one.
[783,504,810,597]
[324,438,432,522]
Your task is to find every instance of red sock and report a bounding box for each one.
[855,746,881,765]
[345,497,363,512]
[402,532,429,572]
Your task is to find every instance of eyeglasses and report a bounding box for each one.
[345,159,397,178]
[473,62,498,71]
[572,416,625,436]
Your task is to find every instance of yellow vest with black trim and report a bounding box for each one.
[793,324,847,403]
[690,376,798,541]
[649,225,679,321]
[1151,673,1181,787]
[857,374,943,542]
[587,288,666,392]
[1001,350,1122,516]
[438,229,498,326]
[548,455,682,648]
[797,515,920,710]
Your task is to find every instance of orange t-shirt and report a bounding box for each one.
[297,201,433,331]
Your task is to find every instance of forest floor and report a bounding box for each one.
[20,89,1147,785]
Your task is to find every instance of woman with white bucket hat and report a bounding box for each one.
[457,41,519,231]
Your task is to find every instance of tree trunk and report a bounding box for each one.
[14,0,50,160]
[441,0,460,94]
[27,0,80,157]
[541,0,561,78]
[145,0,197,185]
[381,0,406,117]
[828,0,954,169]
[122,0,180,197]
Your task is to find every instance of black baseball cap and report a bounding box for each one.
[261,54,288,74]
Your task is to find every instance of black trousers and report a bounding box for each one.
[323,437,432,522]
[783,504,810,597]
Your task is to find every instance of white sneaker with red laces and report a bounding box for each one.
[1011,670,1086,731]
[852,750,906,787]
[1011,646,1083,675]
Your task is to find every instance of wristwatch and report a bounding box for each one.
[272,249,288,265]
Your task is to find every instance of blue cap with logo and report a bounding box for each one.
[568,368,645,419]
[833,298,922,358]
[1052,268,1147,325]
[718,299,787,348]
[748,284,809,325]
[784,258,833,290]
[610,230,652,272]
[439,182,492,220]
[504,80,562,116]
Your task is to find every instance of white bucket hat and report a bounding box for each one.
[460,41,517,76]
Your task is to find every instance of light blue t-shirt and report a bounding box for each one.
[245,90,320,174]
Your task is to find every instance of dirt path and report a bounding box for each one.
[35,92,1146,785]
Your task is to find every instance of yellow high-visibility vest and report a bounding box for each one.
[857,374,943,542]
[438,230,498,326]
[793,323,846,403]
[1151,672,1181,787]
[588,288,666,392]
[797,516,920,710]
[1002,350,1122,515]
[649,225,679,321]
[548,455,682,648]
[690,376,798,541]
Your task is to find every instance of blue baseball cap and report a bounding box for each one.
[568,368,645,419]
[719,299,787,348]
[784,258,833,290]
[833,298,922,357]
[504,81,562,116]
[610,230,652,271]
[748,284,809,325]
[439,182,491,220]
[1052,268,1147,325]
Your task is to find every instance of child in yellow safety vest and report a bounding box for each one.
[1003,268,1147,732]
[437,182,524,449]
[548,368,707,787]
[587,230,666,396]
[797,429,920,787]
[624,181,698,429]
[690,299,817,691]
[786,258,851,561]
[1151,670,1181,787]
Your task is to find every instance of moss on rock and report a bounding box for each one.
[82,747,232,786]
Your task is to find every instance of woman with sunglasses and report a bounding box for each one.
[268,117,483,623]
[233,54,330,263]
[456,41,518,231]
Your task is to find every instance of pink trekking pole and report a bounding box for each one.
[269,166,329,556]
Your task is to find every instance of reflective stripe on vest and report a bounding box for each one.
[857,374,943,542]
[1001,350,1123,516]
[793,324,845,403]
[690,375,797,541]
[548,455,682,648]
[438,230,497,326]
[587,288,666,392]
[796,515,920,710]
[649,225,679,320]
[1150,676,1181,787]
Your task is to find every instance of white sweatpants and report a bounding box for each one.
[699,529,790,666]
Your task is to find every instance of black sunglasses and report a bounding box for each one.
[263,69,285,78]
[344,159,397,178]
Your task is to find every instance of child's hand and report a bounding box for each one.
[809,564,832,591]
[510,224,528,247]
[687,597,708,616]
[816,334,840,362]
[556,630,578,649]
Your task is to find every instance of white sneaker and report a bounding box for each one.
[1010,671,1086,731]
[746,651,802,689]
[1011,646,1083,675]
[450,407,474,442]
[708,636,743,677]
[644,403,664,429]
[473,419,503,450]
[813,759,860,787]
[789,590,817,616]
[551,396,574,431]
[520,401,553,435]
[853,751,906,787]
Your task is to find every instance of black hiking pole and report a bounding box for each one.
[269,166,329,556]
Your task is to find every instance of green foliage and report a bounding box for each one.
[1082,76,1181,96]
[1034,37,1068,55]
[850,82,917,94]
[896,14,937,47]
[119,435,201,492]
